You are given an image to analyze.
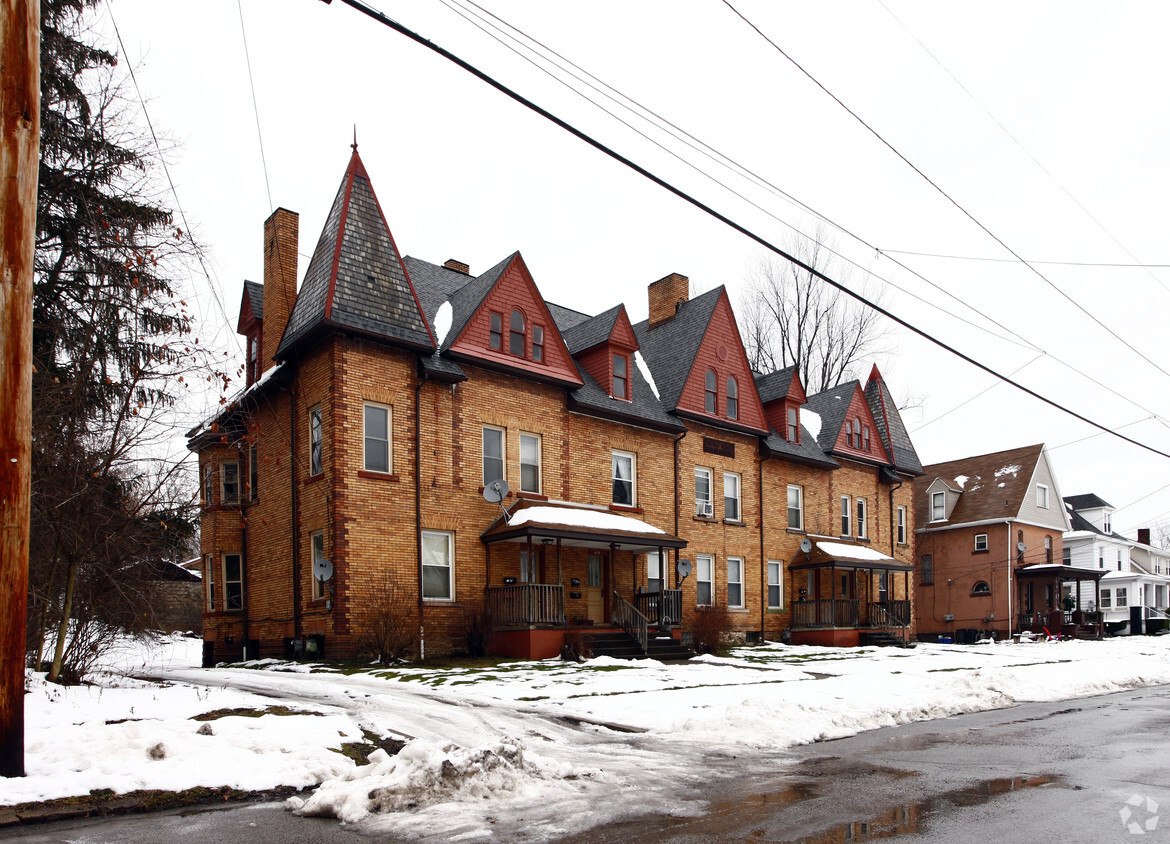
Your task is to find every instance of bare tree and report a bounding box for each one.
[741,227,886,395]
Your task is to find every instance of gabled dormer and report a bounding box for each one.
[924,477,962,522]
[562,304,639,401]
[1064,493,1115,535]
[805,381,891,464]
[755,365,807,444]
[237,280,264,386]
[443,252,583,388]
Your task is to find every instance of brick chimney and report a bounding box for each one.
[443,258,470,275]
[648,272,689,329]
[262,208,299,369]
[1139,528,1151,546]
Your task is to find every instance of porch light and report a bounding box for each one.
[541,538,554,545]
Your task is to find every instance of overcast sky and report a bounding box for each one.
[99,1,1170,538]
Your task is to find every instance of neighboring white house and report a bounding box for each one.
[1063,494,1170,632]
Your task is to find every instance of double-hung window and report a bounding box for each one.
[724,472,741,522]
[767,561,783,609]
[974,533,988,552]
[1036,484,1049,509]
[532,325,544,362]
[613,354,628,400]
[704,370,717,414]
[856,499,867,539]
[363,403,391,473]
[489,313,502,350]
[249,444,258,500]
[696,555,713,605]
[931,491,945,521]
[223,553,243,610]
[1116,587,1128,607]
[727,558,744,608]
[421,530,454,600]
[309,407,323,476]
[647,551,662,593]
[509,310,525,356]
[221,461,240,504]
[897,506,906,544]
[840,495,851,536]
[482,426,505,486]
[311,531,327,600]
[787,485,803,530]
[787,407,799,442]
[519,433,541,493]
[205,554,216,610]
[203,464,213,506]
[695,467,713,518]
[612,451,635,506]
[726,377,738,420]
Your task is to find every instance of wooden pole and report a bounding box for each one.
[0,0,40,778]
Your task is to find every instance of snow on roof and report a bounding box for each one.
[192,362,285,436]
[507,505,665,535]
[953,474,969,489]
[815,541,894,562]
[634,350,659,400]
[434,301,453,346]
[994,464,1021,478]
[802,408,822,440]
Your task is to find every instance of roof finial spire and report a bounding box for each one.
[352,125,358,153]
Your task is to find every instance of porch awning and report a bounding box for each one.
[1015,564,1106,582]
[481,499,687,553]
[788,539,915,572]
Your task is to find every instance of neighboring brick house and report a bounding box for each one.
[913,444,1087,640]
[189,147,924,662]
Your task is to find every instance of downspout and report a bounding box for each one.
[672,430,687,587]
[282,384,302,640]
[415,368,429,659]
[758,450,767,641]
[1006,519,1014,639]
[239,443,250,660]
[887,476,902,557]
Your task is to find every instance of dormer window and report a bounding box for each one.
[509,310,525,356]
[931,491,945,521]
[1104,511,1112,533]
[786,406,799,443]
[863,426,871,452]
[726,377,738,420]
[249,336,259,383]
[489,313,502,350]
[705,370,717,414]
[613,353,628,400]
[845,420,853,447]
[532,325,544,362]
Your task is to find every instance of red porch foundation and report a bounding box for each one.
[789,628,861,647]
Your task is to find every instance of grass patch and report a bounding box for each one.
[333,729,407,765]
[3,785,303,825]
[191,705,322,722]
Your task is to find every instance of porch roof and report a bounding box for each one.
[788,539,915,572]
[1015,564,1106,582]
[481,499,687,553]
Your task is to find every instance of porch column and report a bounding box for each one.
[485,543,492,588]
[658,544,665,626]
[556,538,562,587]
[607,542,617,622]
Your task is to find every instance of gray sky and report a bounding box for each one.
[101,1,1170,537]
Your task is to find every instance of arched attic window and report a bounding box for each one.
[845,420,853,447]
[705,370,717,414]
[726,376,738,420]
[509,310,525,356]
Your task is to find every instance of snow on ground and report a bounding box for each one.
[6,634,1170,841]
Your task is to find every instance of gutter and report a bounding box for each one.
[415,365,429,659]
[672,430,686,588]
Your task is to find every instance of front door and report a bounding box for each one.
[586,554,604,623]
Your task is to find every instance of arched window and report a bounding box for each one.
[972,581,991,595]
[509,310,525,356]
[705,370,717,414]
[726,376,738,420]
[845,420,853,447]
[863,426,871,452]
[854,417,862,448]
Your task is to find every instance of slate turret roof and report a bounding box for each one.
[864,364,924,476]
[243,280,263,320]
[277,148,434,358]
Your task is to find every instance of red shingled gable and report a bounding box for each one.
[831,383,890,463]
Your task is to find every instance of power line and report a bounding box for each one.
[320,0,1170,462]
[909,354,1043,434]
[881,248,1170,269]
[721,0,1170,383]
[237,0,274,213]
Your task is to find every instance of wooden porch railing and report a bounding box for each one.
[868,600,910,629]
[792,598,859,628]
[634,589,682,624]
[612,591,649,653]
[485,584,565,626]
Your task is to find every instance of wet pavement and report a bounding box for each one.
[8,685,1170,842]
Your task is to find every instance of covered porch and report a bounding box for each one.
[480,499,687,658]
[788,540,915,647]
[1015,564,1105,639]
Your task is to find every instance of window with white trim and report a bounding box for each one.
[612,353,628,400]
[519,432,541,494]
[695,467,713,518]
[1101,589,1112,609]
[727,557,743,608]
[974,533,988,552]
[705,370,717,414]
[221,461,240,504]
[840,495,851,536]
[612,450,635,506]
[205,554,215,610]
[1104,511,1112,533]
[724,472,741,522]
[647,551,663,593]
[1036,483,1049,509]
[203,463,213,506]
[311,531,327,600]
[1045,536,1053,564]
[363,403,391,474]
[309,407,323,476]
[856,498,867,539]
[421,530,454,600]
[767,561,783,609]
[696,554,713,605]
[787,485,803,530]
[931,491,945,521]
[897,506,906,544]
[223,553,243,610]
[1116,586,1128,607]
[786,406,799,443]
[726,376,738,420]
[482,426,505,486]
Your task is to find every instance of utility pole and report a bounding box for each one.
[0,0,40,778]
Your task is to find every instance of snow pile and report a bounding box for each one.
[289,737,572,824]
[508,505,665,534]
[433,301,453,346]
[802,408,822,439]
[953,474,969,488]
[815,540,894,562]
[995,463,1021,478]
[634,350,659,399]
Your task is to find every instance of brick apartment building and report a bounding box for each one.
[189,147,924,662]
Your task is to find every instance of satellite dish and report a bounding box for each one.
[800,538,813,554]
[1017,542,1027,554]
[313,557,334,582]
[676,558,693,579]
[483,478,510,504]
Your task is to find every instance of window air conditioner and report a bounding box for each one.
[697,500,713,518]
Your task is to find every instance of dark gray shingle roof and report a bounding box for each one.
[561,305,622,354]
[1065,493,1113,511]
[762,428,839,468]
[631,286,723,412]
[243,280,263,320]
[864,373,923,476]
[754,365,799,404]
[803,381,857,453]
[441,252,514,351]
